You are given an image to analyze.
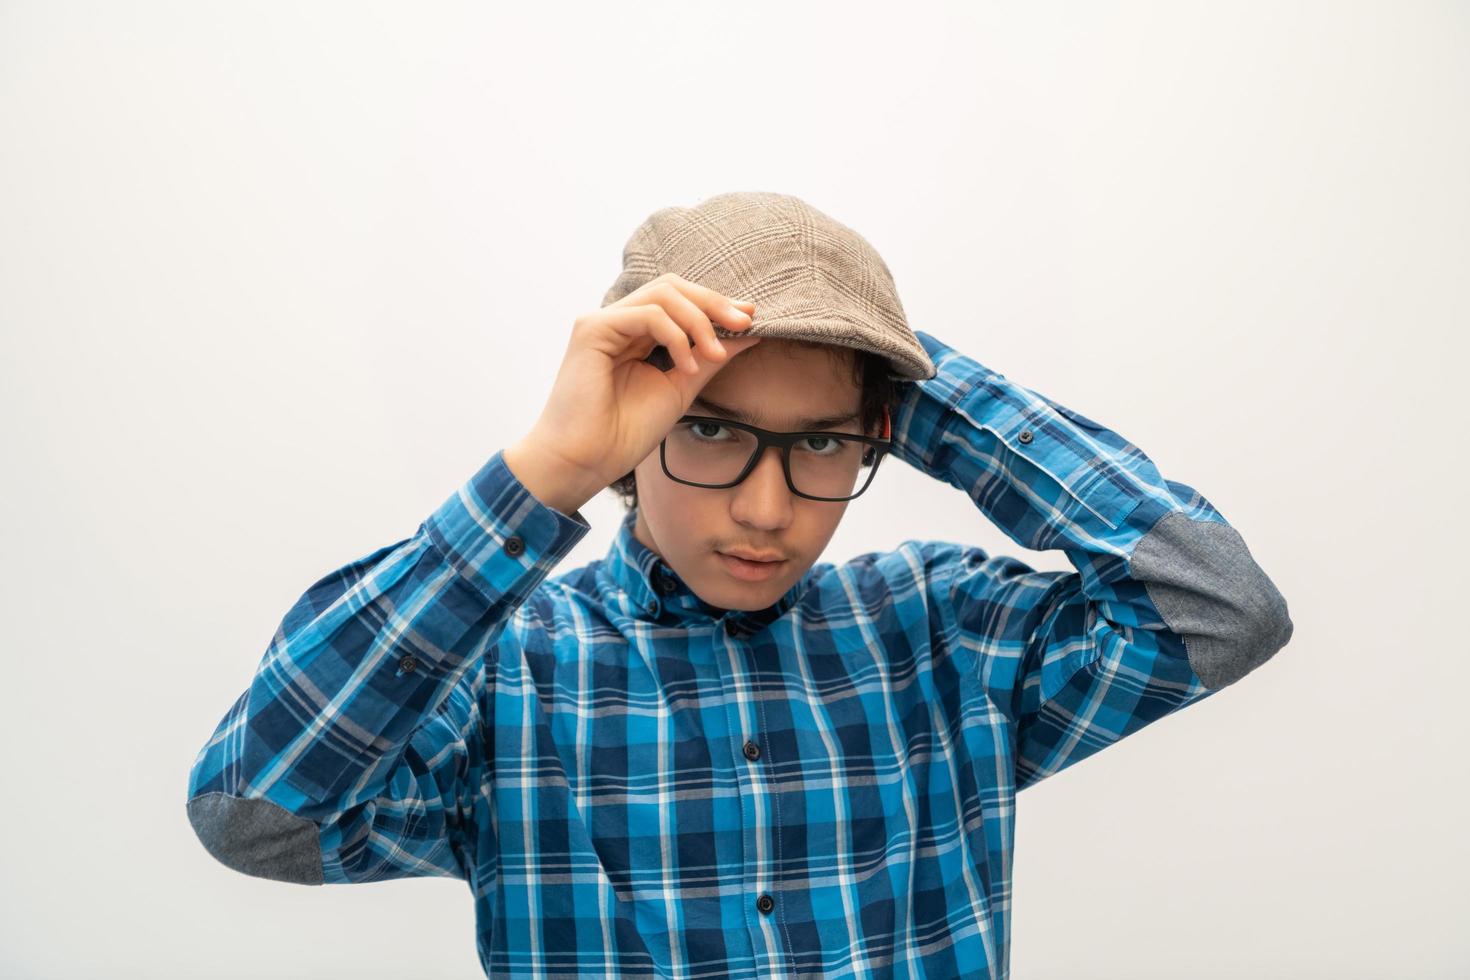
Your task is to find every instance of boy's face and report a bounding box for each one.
[632,339,872,613]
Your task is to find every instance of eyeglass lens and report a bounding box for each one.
[664,420,878,499]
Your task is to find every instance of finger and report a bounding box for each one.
[590,305,700,378]
[649,280,748,362]
[648,274,756,338]
[610,328,660,367]
[606,275,755,368]
[591,305,671,360]
[619,273,755,325]
[642,305,701,375]
[645,282,726,362]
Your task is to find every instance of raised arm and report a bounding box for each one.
[891,329,1294,791]
[186,271,764,887]
[185,448,590,884]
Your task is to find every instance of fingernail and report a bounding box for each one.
[714,340,726,355]
[728,304,751,320]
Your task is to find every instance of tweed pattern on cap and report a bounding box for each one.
[601,190,937,382]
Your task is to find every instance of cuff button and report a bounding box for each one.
[505,535,525,556]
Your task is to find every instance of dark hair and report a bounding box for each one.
[608,339,903,512]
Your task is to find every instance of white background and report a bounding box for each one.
[2,1,1466,977]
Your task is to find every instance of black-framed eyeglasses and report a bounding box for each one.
[658,406,892,502]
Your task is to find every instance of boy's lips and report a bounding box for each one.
[720,548,786,563]
[718,551,788,581]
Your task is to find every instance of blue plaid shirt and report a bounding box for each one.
[187,329,1293,978]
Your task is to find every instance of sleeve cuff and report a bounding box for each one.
[422,448,592,605]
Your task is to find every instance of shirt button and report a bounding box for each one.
[657,575,677,595]
[645,599,658,614]
[756,893,774,915]
[742,740,760,761]
[505,535,525,556]
[398,655,418,674]
[1017,429,1034,444]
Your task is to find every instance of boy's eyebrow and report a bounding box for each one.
[688,395,860,431]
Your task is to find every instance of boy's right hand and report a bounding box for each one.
[504,273,764,516]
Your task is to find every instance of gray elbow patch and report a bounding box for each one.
[1130,511,1295,690]
[187,792,325,885]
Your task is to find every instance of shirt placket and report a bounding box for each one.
[717,611,793,980]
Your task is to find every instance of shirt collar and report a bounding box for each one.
[598,507,816,631]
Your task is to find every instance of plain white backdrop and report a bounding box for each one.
[2,1,1465,976]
